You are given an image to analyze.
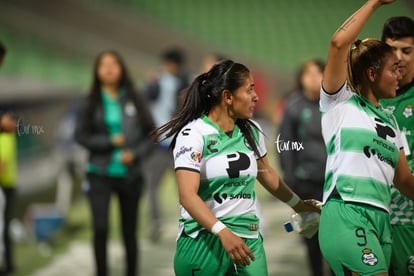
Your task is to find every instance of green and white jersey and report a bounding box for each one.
[381,83,414,225]
[173,115,266,239]
[320,83,402,213]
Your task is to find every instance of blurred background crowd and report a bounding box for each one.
[0,0,413,275]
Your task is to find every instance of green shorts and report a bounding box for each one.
[390,224,414,276]
[174,230,268,276]
[319,198,392,276]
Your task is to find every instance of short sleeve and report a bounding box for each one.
[320,82,353,113]
[173,125,203,173]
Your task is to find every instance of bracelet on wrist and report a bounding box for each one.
[285,193,301,207]
[211,221,226,235]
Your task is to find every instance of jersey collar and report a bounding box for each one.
[201,114,239,139]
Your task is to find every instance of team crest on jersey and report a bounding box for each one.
[190,151,201,163]
[403,104,413,118]
[249,224,258,231]
[361,248,378,266]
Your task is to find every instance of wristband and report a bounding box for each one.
[285,193,301,207]
[211,221,226,235]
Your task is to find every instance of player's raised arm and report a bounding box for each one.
[323,0,395,94]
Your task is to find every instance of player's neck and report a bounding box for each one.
[207,109,235,133]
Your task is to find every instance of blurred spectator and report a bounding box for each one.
[55,96,87,182]
[142,47,189,242]
[177,52,226,109]
[278,59,332,276]
[74,50,155,276]
[200,53,227,73]
[0,121,16,276]
[0,42,16,134]
[0,40,12,276]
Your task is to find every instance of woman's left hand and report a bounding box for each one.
[292,199,322,214]
[120,149,135,166]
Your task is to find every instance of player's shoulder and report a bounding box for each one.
[177,117,216,138]
[248,119,264,133]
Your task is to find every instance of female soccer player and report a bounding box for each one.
[318,0,414,275]
[154,59,320,275]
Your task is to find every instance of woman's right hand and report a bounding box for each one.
[217,228,255,267]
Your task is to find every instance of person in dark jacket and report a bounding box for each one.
[142,47,189,242]
[278,59,333,276]
[75,50,155,276]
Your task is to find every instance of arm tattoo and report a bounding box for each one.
[339,16,356,32]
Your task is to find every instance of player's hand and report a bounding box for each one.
[292,199,322,214]
[111,134,124,147]
[217,228,255,266]
[303,199,322,211]
[120,149,134,166]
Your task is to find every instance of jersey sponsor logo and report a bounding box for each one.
[363,146,395,167]
[403,104,413,118]
[361,248,378,266]
[175,146,193,160]
[229,192,251,200]
[224,180,248,188]
[181,128,191,136]
[226,152,251,178]
[213,192,227,204]
[371,138,396,153]
[191,151,201,163]
[361,117,397,167]
[374,118,396,140]
[213,192,252,203]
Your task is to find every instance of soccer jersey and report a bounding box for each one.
[173,114,266,239]
[381,83,414,225]
[320,83,402,213]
